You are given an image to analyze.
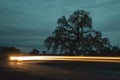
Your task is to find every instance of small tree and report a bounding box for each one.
[29,49,39,55]
[44,10,111,55]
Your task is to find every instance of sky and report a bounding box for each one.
[0,0,120,52]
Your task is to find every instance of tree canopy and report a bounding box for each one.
[44,10,112,55]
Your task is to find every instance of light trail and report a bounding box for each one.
[9,56,120,63]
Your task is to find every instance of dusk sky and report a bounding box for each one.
[0,0,120,52]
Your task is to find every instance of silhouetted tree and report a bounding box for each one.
[0,46,20,54]
[30,49,39,55]
[0,46,20,60]
[111,46,120,56]
[44,10,111,55]
[42,50,47,54]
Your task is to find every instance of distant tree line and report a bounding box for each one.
[0,46,120,57]
[0,46,42,56]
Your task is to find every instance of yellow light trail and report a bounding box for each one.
[9,56,120,63]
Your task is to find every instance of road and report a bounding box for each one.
[0,61,120,80]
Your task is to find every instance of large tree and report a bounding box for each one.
[44,10,111,55]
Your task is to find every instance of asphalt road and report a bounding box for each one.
[0,61,120,80]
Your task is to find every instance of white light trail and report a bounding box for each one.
[9,56,120,63]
